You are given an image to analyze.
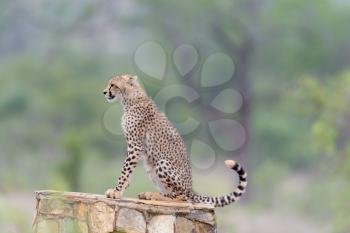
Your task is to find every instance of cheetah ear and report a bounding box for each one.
[127,75,138,85]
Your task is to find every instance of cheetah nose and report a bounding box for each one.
[103,91,107,95]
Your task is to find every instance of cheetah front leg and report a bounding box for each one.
[105,140,143,199]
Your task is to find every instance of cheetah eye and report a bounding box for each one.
[110,84,114,87]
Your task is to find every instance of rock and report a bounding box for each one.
[148,215,176,233]
[39,198,73,217]
[185,210,216,226]
[33,191,217,233]
[35,219,59,233]
[74,202,88,221]
[175,217,195,233]
[195,222,216,233]
[116,208,146,233]
[62,219,88,233]
[89,201,115,233]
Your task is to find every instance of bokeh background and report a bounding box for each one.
[1,0,350,232]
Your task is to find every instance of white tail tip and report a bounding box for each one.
[224,160,236,168]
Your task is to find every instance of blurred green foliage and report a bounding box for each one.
[0,0,350,232]
[290,72,350,232]
[59,131,84,191]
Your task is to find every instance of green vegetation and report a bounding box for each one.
[0,0,349,232]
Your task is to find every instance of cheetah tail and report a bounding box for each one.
[190,160,247,207]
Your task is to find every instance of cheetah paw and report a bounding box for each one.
[138,192,164,201]
[105,188,123,199]
[138,192,188,203]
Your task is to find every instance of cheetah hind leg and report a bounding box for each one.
[137,192,187,202]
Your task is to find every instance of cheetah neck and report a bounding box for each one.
[121,94,150,111]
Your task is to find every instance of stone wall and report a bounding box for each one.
[33,190,216,233]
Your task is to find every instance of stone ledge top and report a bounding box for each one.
[34,190,217,232]
[35,190,215,214]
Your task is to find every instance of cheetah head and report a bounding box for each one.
[103,74,143,103]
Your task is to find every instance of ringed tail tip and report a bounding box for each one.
[224,160,236,168]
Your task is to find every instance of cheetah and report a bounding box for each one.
[103,74,247,207]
